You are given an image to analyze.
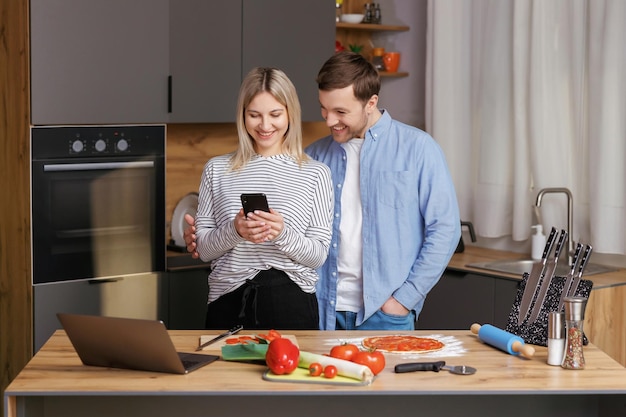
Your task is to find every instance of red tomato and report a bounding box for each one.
[329,343,359,361]
[265,338,300,375]
[309,362,323,377]
[323,365,337,378]
[352,350,386,375]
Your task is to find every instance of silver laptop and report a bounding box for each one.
[57,313,219,374]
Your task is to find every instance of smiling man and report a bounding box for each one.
[305,51,460,331]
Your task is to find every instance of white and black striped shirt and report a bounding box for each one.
[195,153,334,303]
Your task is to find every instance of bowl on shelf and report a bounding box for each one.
[340,14,364,24]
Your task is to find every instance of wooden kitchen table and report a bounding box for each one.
[5,330,626,417]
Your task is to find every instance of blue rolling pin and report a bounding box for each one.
[470,323,535,358]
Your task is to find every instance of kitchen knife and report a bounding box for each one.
[557,242,583,312]
[566,244,592,299]
[196,324,244,351]
[527,229,567,324]
[518,227,558,325]
[394,361,476,375]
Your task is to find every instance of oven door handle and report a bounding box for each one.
[43,161,154,172]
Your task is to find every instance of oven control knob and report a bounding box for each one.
[94,139,107,152]
[71,140,84,153]
[116,138,129,152]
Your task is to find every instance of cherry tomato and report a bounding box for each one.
[323,365,337,378]
[352,350,386,375]
[309,362,323,377]
[329,343,360,361]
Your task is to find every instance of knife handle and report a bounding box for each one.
[569,243,583,273]
[577,245,592,277]
[553,230,568,260]
[394,361,445,373]
[542,227,558,262]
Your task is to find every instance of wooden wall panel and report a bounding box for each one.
[0,0,32,413]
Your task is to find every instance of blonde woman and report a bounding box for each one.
[193,67,333,330]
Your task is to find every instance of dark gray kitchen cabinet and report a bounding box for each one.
[168,1,242,123]
[168,0,335,123]
[30,0,169,125]
[33,274,168,352]
[416,271,519,330]
[167,268,210,330]
[241,0,335,121]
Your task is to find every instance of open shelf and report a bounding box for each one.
[379,71,408,78]
[336,22,409,32]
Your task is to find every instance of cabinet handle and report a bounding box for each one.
[88,277,123,284]
[168,75,172,113]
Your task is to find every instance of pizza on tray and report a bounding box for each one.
[362,335,445,353]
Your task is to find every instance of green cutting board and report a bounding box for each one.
[221,343,268,361]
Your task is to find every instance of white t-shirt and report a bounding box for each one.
[336,139,364,312]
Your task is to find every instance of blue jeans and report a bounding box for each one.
[335,310,416,331]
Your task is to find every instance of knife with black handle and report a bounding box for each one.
[557,242,583,312]
[528,229,567,324]
[566,244,592,298]
[518,227,558,325]
[195,324,243,351]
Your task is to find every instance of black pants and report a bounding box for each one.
[205,268,319,330]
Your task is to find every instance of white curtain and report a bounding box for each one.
[427,0,626,255]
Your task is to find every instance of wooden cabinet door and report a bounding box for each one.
[30,0,169,125]
[169,0,242,122]
[242,0,335,121]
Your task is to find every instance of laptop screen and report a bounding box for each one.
[57,313,219,374]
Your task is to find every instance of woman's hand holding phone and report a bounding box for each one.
[235,208,284,244]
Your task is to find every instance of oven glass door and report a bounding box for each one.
[32,158,165,284]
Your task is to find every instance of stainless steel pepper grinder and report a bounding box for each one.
[561,296,587,370]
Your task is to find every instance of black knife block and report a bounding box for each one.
[505,273,593,347]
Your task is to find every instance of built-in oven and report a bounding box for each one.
[31,125,166,284]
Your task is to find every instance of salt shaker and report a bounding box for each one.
[547,311,565,366]
[561,296,587,370]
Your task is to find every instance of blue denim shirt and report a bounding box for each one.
[305,110,460,329]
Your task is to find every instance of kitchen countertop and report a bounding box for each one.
[448,245,626,289]
[5,330,626,417]
[168,245,626,288]
[166,250,208,271]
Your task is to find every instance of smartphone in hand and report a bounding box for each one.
[240,193,270,217]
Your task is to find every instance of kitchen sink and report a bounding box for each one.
[467,259,618,277]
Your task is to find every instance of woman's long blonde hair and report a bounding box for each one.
[230,67,308,170]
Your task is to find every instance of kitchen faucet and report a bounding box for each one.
[535,187,574,264]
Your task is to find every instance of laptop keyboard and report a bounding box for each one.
[178,352,219,371]
[181,359,201,369]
